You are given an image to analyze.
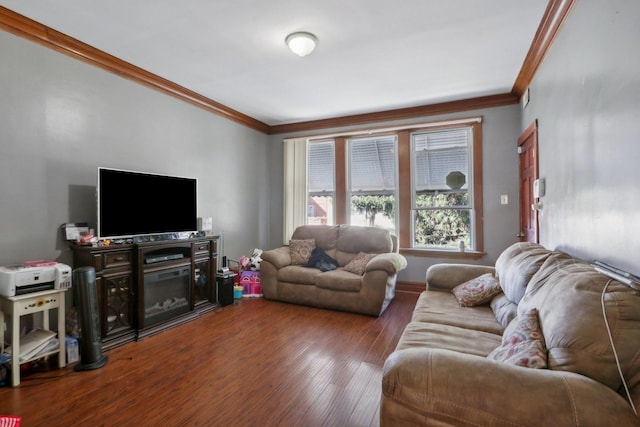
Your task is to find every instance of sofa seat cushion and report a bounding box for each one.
[411,291,505,335]
[277,265,320,286]
[396,321,502,357]
[315,269,362,292]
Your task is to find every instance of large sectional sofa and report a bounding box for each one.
[261,225,407,316]
[382,242,640,426]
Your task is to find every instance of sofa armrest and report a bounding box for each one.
[382,348,639,426]
[365,253,407,276]
[426,263,495,291]
[261,246,292,269]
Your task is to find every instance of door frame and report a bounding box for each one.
[518,120,539,243]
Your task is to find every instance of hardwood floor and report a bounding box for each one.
[0,292,418,426]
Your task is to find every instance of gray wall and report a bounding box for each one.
[522,0,640,276]
[14,1,631,285]
[269,104,523,283]
[0,31,271,266]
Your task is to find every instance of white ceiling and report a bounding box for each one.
[0,1,548,126]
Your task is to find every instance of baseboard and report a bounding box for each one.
[396,281,424,294]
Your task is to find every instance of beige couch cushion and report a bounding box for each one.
[411,291,504,335]
[277,265,319,286]
[335,225,392,266]
[490,293,518,327]
[495,242,552,304]
[291,225,339,260]
[396,321,502,357]
[315,269,362,292]
[519,257,640,398]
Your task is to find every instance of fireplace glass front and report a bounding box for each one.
[143,266,191,327]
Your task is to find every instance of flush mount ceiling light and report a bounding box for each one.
[285,32,317,57]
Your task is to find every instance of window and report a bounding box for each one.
[410,125,479,250]
[307,140,335,225]
[286,117,483,256]
[348,135,398,234]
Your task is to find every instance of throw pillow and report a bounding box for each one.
[452,273,502,307]
[289,239,316,265]
[343,252,378,275]
[487,308,548,369]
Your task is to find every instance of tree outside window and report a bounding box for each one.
[412,127,474,250]
[348,135,397,235]
[297,118,483,255]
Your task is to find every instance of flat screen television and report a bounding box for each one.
[97,167,197,240]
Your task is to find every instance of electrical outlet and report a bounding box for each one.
[501,195,508,205]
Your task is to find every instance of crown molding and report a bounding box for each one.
[511,0,576,98]
[0,6,271,134]
[272,0,575,136]
[1,2,573,136]
[268,93,517,135]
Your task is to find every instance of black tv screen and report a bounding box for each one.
[98,168,197,239]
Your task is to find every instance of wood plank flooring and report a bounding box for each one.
[0,292,418,426]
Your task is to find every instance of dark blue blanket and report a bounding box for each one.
[303,247,338,271]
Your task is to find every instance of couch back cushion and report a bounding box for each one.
[335,225,392,266]
[495,242,553,305]
[490,294,518,328]
[291,225,339,259]
[518,257,640,398]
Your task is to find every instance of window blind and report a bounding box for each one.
[414,128,469,191]
[349,135,397,192]
[307,141,334,193]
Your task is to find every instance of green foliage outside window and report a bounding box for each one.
[414,192,470,248]
[350,193,470,249]
[351,195,394,227]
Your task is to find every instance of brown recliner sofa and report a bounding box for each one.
[260,225,407,316]
[382,242,640,426]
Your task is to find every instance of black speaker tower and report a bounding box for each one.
[73,267,108,371]
[217,274,234,307]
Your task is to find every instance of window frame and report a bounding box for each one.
[306,139,336,225]
[398,121,484,258]
[346,134,399,235]
[298,117,484,259]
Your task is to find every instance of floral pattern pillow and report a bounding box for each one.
[487,308,548,369]
[289,239,316,265]
[343,252,378,275]
[452,273,502,307]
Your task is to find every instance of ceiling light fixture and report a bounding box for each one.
[285,32,317,57]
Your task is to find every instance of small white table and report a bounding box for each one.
[0,289,67,386]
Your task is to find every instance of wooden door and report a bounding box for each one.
[518,121,539,243]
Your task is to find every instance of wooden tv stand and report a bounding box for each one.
[70,235,221,350]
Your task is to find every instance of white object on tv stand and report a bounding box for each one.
[0,289,67,386]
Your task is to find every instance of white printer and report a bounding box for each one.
[0,263,72,297]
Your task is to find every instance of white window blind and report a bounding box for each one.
[307,141,334,194]
[349,135,397,193]
[413,128,469,192]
